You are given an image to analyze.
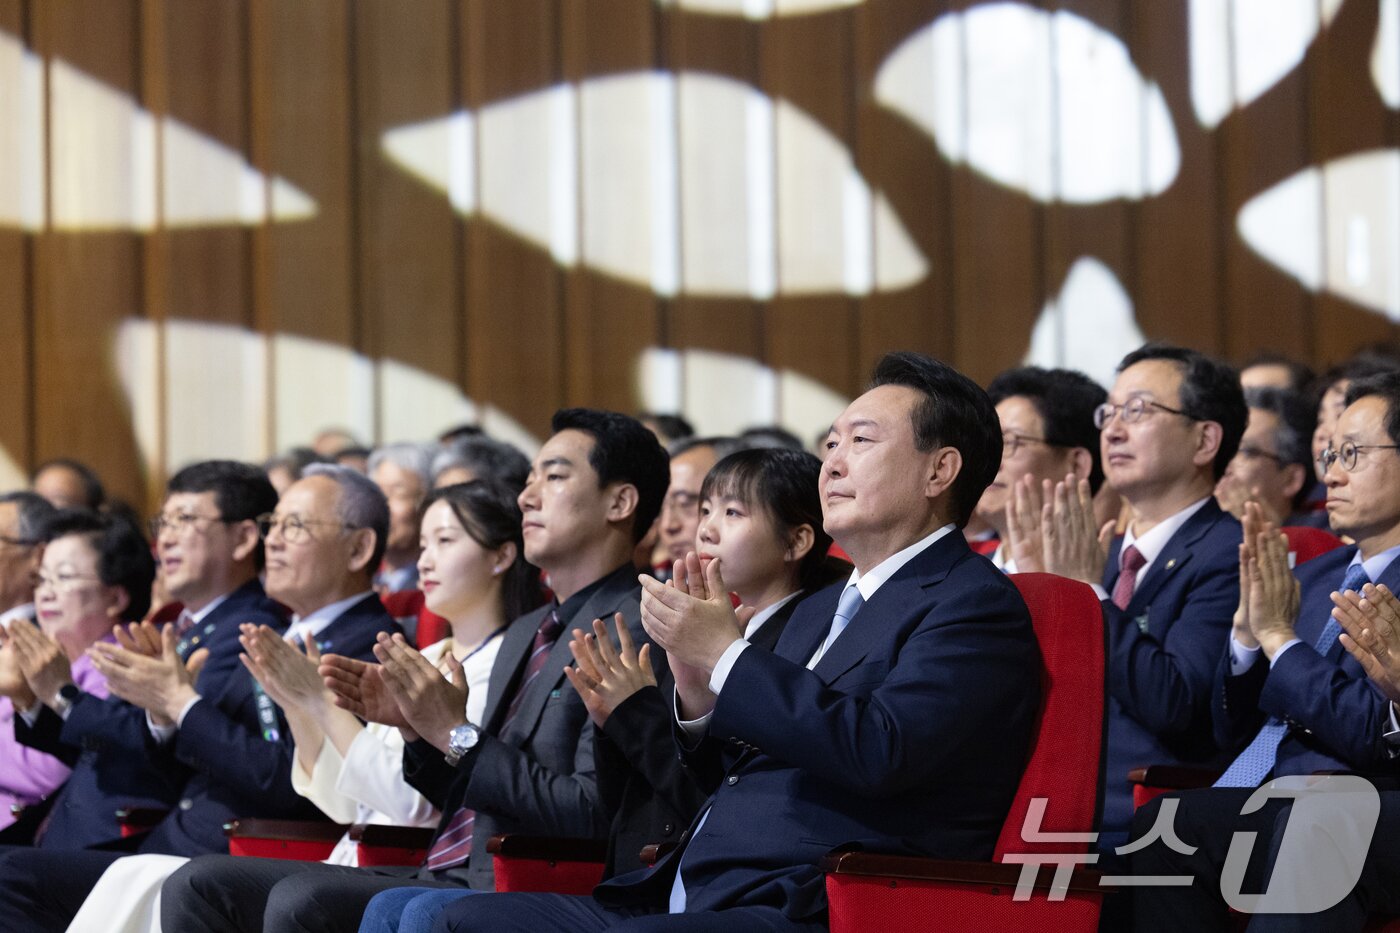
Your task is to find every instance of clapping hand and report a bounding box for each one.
[373,632,469,753]
[1334,584,1400,704]
[1042,475,1115,586]
[239,624,333,714]
[565,612,657,728]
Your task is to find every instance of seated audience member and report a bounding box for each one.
[656,438,727,571]
[0,510,160,854]
[0,492,58,835]
[0,463,397,933]
[30,458,105,511]
[264,447,329,497]
[336,446,373,474]
[638,412,695,446]
[159,408,669,933]
[1308,359,1397,508]
[1240,353,1314,393]
[972,366,1105,573]
[1038,343,1246,846]
[430,434,531,492]
[63,479,542,933]
[368,444,433,594]
[312,427,363,460]
[355,446,848,932]
[736,425,804,451]
[1214,387,1320,527]
[434,351,1041,932]
[1131,371,1400,932]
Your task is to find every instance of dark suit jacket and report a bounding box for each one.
[1099,498,1242,836]
[1214,545,1399,778]
[593,593,806,878]
[15,581,287,850]
[404,563,650,891]
[596,530,1041,922]
[138,591,397,856]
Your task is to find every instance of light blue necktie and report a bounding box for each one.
[1215,561,1370,788]
[808,584,865,669]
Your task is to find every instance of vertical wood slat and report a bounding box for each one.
[0,0,34,487]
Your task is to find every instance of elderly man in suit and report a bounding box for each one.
[1130,370,1400,932]
[0,462,397,933]
[435,350,1042,932]
[1039,343,1247,849]
[158,408,670,933]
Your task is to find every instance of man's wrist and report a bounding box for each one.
[1233,626,1260,650]
[164,685,200,723]
[45,682,79,716]
[1257,627,1295,660]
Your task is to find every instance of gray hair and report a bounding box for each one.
[431,435,530,494]
[301,464,390,571]
[0,491,58,544]
[366,443,433,488]
[1243,387,1314,469]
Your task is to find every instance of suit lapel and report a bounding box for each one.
[1126,500,1223,614]
[775,587,838,666]
[481,607,545,733]
[811,533,959,683]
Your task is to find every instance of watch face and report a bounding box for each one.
[451,723,479,751]
[59,684,81,701]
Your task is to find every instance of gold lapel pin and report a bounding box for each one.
[1165,559,1177,570]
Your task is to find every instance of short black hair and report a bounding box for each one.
[166,461,280,569]
[867,351,1002,528]
[1243,353,1315,393]
[0,491,58,545]
[701,448,850,592]
[30,459,105,510]
[421,481,545,623]
[551,409,671,543]
[432,435,531,493]
[1313,355,1400,406]
[1344,372,1400,447]
[987,366,1107,493]
[638,413,695,443]
[738,425,805,451]
[1118,343,1247,480]
[43,509,155,621]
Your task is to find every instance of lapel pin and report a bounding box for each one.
[1165,558,1177,570]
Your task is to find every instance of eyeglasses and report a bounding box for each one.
[255,513,355,544]
[1316,441,1400,473]
[1235,445,1284,464]
[1001,433,1060,457]
[149,512,228,538]
[35,570,103,594]
[1093,397,1195,430]
[663,491,700,515]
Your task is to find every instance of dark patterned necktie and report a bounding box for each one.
[1111,545,1147,610]
[423,607,564,871]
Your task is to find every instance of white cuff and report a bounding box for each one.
[1229,636,1262,675]
[175,695,201,726]
[147,711,177,745]
[17,702,41,727]
[707,638,750,695]
[1091,584,1110,603]
[673,685,713,738]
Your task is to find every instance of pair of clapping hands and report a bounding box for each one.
[1002,474,1116,584]
[0,618,82,710]
[1231,501,1302,659]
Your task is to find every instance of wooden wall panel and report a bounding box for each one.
[0,0,33,488]
[460,0,564,438]
[30,0,148,508]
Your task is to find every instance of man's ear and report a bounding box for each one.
[1070,447,1094,482]
[924,447,963,501]
[1281,463,1308,502]
[605,483,640,528]
[346,528,378,574]
[1193,421,1224,471]
[230,519,261,564]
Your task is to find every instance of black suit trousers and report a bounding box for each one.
[434,891,827,932]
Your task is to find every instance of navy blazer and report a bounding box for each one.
[1214,545,1399,778]
[1099,498,1241,836]
[404,564,652,891]
[16,580,286,850]
[597,530,1041,922]
[137,591,397,856]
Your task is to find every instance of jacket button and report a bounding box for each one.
[663,823,675,835]
[726,775,738,785]
[179,798,193,811]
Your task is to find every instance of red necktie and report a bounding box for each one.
[1111,545,1146,610]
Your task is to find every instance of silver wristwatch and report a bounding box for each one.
[444,722,481,767]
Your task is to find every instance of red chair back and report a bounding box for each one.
[1281,526,1345,565]
[994,573,1106,859]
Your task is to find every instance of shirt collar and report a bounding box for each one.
[847,524,956,602]
[1352,541,1400,583]
[286,590,373,642]
[1122,497,1211,570]
[186,591,231,626]
[742,590,802,640]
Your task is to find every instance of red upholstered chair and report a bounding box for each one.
[224,818,345,861]
[1281,526,1345,565]
[822,573,1108,933]
[487,834,607,894]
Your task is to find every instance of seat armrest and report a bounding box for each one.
[116,806,170,830]
[1126,765,1222,791]
[349,824,436,849]
[223,818,348,842]
[820,852,1106,897]
[486,834,607,862]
